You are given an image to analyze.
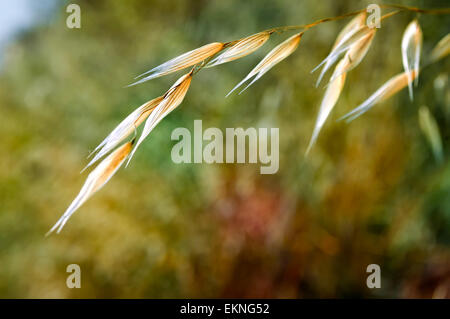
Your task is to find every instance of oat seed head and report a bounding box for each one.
[51,5,450,235]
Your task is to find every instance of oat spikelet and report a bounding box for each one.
[313,12,366,87]
[227,32,303,96]
[306,28,375,153]
[333,12,367,48]
[312,27,374,87]
[430,33,450,63]
[312,25,373,71]
[129,42,223,86]
[85,96,163,171]
[329,29,376,82]
[306,59,347,154]
[127,71,193,165]
[206,31,271,67]
[47,140,134,235]
[339,70,417,122]
[401,19,422,100]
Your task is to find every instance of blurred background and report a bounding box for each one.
[0,0,449,298]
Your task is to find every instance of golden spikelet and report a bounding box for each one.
[127,71,193,164]
[307,27,375,154]
[129,42,223,86]
[313,12,366,87]
[47,140,135,235]
[312,12,397,87]
[329,29,376,82]
[206,31,271,67]
[227,32,303,96]
[340,70,418,122]
[85,96,163,171]
[402,19,422,100]
[51,5,450,235]
[333,12,367,50]
[306,59,347,154]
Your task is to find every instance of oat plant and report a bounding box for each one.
[47,4,450,235]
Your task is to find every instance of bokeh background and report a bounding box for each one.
[0,0,449,298]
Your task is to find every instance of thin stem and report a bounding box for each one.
[266,9,366,34]
[380,4,450,14]
[265,4,449,35]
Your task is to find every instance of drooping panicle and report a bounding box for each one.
[312,25,373,75]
